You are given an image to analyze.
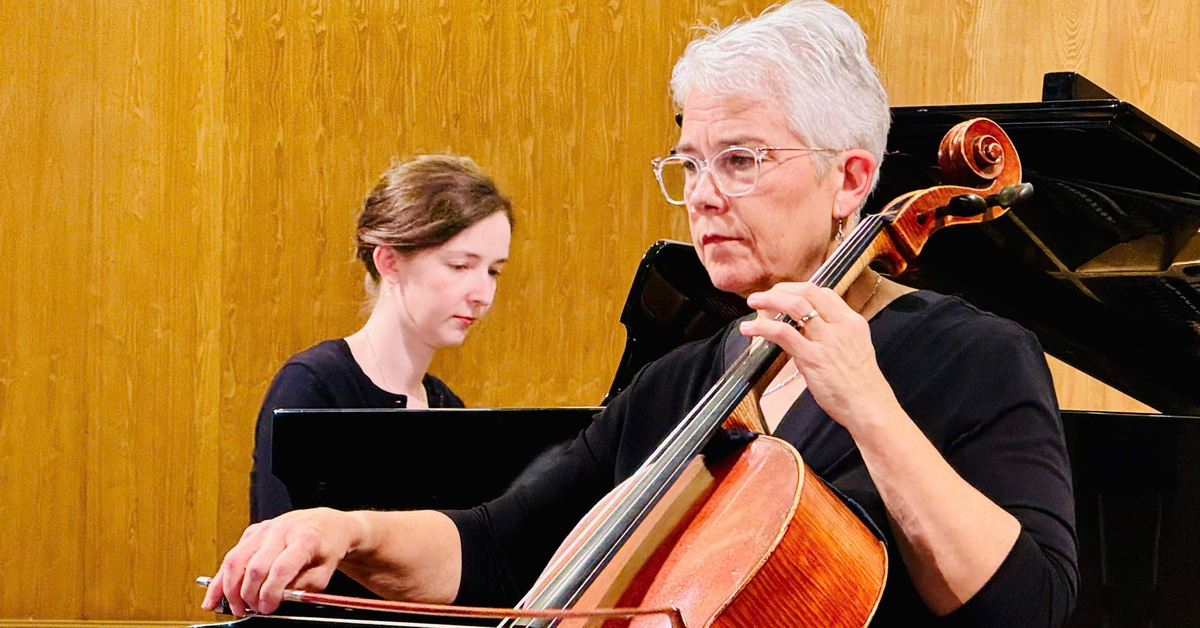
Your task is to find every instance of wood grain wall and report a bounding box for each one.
[2,0,1191,621]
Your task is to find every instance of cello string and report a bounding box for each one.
[510,215,893,618]
[623,215,890,527]
[580,215,893,556]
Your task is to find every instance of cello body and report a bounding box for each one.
[540,436,887,628]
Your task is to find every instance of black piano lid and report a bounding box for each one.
[868,72,1200,415]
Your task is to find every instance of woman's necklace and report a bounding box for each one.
[761,274,884,398]
[762,366,800,397]
[858,273,884,318]
[364,328,428,406]
[363,328,399,397]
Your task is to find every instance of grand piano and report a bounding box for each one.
[214,73,1200,627]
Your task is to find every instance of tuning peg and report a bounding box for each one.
[939,193,988,218]
[937,183,1034,219]
[985,182,1035,208]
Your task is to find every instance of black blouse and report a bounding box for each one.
[251,339,463,523]
[445,291,1078,627]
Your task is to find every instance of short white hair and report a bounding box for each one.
[670,0,890,189]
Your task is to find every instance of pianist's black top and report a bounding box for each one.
[251,339,463,523]
[445,291,1078,627]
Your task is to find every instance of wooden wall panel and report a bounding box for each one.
[213,1,770,621]
[849,0,1200,143]
[0,0,1193,622]
[0,0,94,618]
[80,0,226,620]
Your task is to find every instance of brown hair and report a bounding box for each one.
[356,154,514,284]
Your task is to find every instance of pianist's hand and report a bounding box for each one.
[202,507,358,616]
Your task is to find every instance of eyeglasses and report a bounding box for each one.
[650,146,838,205]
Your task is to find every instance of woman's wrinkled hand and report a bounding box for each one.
[201,507,358,616]
[740,282,897,432]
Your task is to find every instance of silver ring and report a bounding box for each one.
[797,309,820,328]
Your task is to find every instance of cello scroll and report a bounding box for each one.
[872,118,1033,276]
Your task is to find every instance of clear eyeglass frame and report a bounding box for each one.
[650,145,838,206]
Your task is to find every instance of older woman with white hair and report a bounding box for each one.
[205,2,1077,625]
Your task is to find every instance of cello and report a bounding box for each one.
[497,117,1032,628]
[202,117,1032,628]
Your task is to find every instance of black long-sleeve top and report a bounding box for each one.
[445,291,1078,626]
[251,339,463,523]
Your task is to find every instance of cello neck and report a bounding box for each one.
[506,213,892,624]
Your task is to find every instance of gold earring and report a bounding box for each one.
[835,219,845,243]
